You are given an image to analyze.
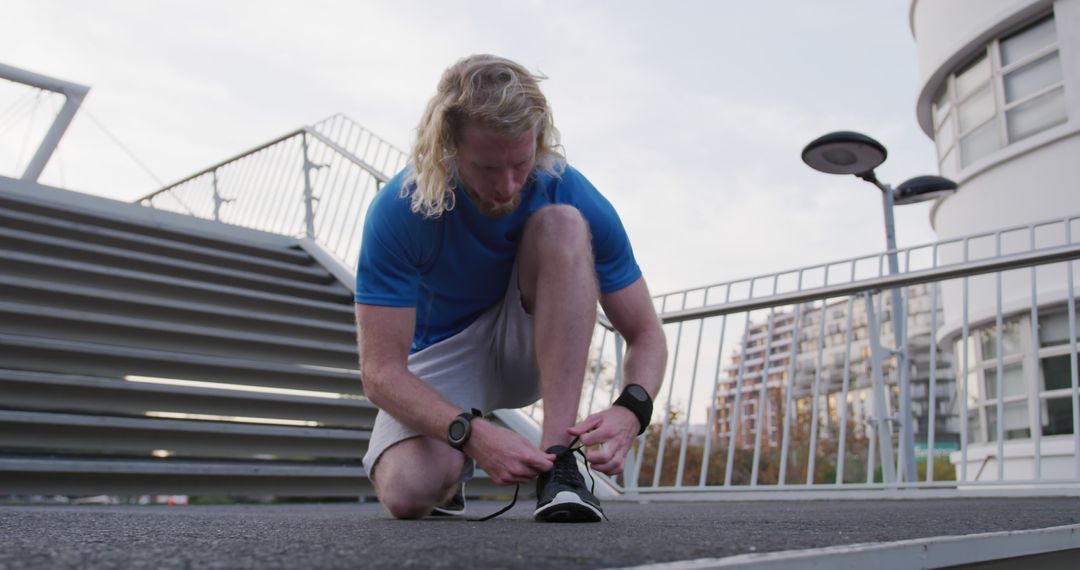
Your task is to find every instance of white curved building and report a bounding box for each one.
[912,0,1080,479]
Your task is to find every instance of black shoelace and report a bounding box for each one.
[471,436,601,522]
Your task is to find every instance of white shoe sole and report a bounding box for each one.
[430,506,467,517]
[534,490,603,523]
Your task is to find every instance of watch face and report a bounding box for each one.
[449,418,468,441]
[627,384,648,402]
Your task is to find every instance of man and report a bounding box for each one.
[355,54,666,523]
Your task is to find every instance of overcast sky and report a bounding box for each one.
[3,0,938,297]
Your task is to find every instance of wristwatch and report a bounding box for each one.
[447,408,483,450]
[613,384,653,435]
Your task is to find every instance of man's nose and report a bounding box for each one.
[494,170,516,199]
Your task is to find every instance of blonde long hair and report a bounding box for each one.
[404,54,564,219]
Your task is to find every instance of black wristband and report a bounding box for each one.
[613,384,652,435]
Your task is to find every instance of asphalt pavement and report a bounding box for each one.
[3,497,1080,569]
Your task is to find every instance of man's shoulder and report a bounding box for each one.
[539,164,617,214]
[372,169,412,208]
[535,163,598,198]
[368,169,427,224]
[536,162,584,184]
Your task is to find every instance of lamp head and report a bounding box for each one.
[801,131,888,177]
[894,175,958,205]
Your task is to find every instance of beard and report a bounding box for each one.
[464,187,522,218]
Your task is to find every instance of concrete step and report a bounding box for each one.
[0,410,369,460]
[0,250,353,321]
[0,333,362,393]
[0,274,355,344]
[0,182,384,500]
[0,455,372,497]
[0,189,310,265]
[0,205,334,283]
[0,226,350,301]
[0,301,358,367]
[0,368,375,428]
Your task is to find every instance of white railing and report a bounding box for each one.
[136,114,407,269]
[0,62,88,182]
[577,214,1080,497]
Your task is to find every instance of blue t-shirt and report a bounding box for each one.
[355,164,641,352]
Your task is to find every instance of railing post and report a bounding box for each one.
[864,291,897,484]
[210,170,233,222]
[892,285,917,482]
[301,133,321,239]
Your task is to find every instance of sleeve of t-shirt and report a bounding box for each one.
[354,185,422,307]
[563,167,643,294]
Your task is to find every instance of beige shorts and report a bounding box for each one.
[361,264,540,481]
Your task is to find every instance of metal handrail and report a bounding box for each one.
[654,213,1080,310]
[588,214,1080,333]
[137,125,391,204]
[0,61,89,182]
[137,129,305,203]
[658,241,1080,323]
[303,128,390,185]
[136,115,408,269]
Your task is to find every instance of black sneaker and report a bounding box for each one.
[534,444,604,522]
[430,482,466,517]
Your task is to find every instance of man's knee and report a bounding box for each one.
[376,467,461,520]
[379,490,439,520]
[523,205,591,257]
[371,437,464,520]
[528,205,588,240]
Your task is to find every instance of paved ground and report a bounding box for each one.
[2,498,1080,569]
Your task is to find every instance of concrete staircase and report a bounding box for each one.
[0,179,375,498]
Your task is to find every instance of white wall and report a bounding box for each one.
[951,437,1079,480]
[911,0,1080,339]
[933,134,1080,240]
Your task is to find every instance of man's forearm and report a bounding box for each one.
[620,329,667,401]
[363,365,465,443]
[598,278,667,405]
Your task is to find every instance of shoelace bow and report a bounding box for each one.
[471,436,603,522]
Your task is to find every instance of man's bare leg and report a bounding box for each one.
[517,205,598,449]
[369,436,464,519]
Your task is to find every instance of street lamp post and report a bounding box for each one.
[801,131,957,484]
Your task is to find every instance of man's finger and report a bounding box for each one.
[592,459,624,475]
[526,455,554,473]
[509,466,537,481]
[577,426,612,447]
[567,414,602,436]
[586,446,614,465]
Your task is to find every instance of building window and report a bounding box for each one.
[1037,308,1080,436]
[958,307,1080,443]
[932,14,1067,171]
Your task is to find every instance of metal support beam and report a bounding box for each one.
[865,292,897,484]
[0,62,90,183]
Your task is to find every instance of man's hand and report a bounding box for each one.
[567,406,639,475]
[465,419,555,486]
